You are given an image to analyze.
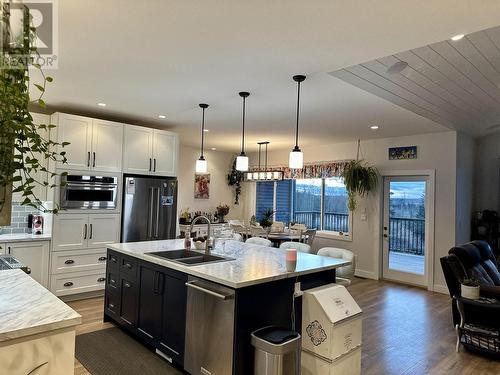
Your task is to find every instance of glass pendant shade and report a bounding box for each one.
[289,148,304,169]
[196,157,207,173]
[236,154,249,172]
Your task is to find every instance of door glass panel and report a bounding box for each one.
[388,180,426,275]
[293,179,321,228]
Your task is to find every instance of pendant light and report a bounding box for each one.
[236,91,250,171]
[289,75,306,169]
[196,103,209,173]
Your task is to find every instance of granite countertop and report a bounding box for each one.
[108,239,349,288]
[0,269,81,342]
[0,233,51,243]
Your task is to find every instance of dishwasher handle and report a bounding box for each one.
[185,280,234,300]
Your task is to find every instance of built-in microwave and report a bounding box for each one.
[60,175,118,210]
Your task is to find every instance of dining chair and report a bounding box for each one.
[231,224,248,239]
[291,223,307,231]
[304,229,317,246]
[271,221,285,233]
[317,247,355,286]
[245,237,272,247]
[279,241,311,253]
[250,225,269,239]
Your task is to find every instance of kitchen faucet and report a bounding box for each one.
[189,216,211,254]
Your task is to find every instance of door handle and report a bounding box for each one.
[153,158,156,172]
[89,223,93,239]
[93,152,96,167]
[148,188,154,239]
[155,188,160,238]
[83,224,88,239]
[87,151,90,167]
[185,281,234,300]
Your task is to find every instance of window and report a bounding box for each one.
[255,177,351,236]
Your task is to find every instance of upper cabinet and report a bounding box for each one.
[53,113,124,172]
[123,125,178,177]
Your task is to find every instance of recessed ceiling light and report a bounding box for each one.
[97,102,107,107]
[370,125,379,130]
[158,115,166,119]
[211,147,217,151]
[386,61,408,75]
[451,34,465,41]
[203,129,209,132]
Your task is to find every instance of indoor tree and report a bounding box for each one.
[0,1,68,225]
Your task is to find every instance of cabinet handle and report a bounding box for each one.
[110,278,116,284]
[89,223,93,239]
[110,256,117,263]
[83,224,87,239]
[149,158,152,172]
[124,262,132,269]
[87,151,90,167]
[63,282,74,287]
[108,303,115,309]
[64,259,75,265]
[98,256,106,261]
[124,281,131,288]
[93,152,96,167]
[7,246,11,255]
[97,277,106,282]
[153,158,156,172]
[27,361,49,375]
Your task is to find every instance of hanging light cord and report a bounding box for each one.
[295,80,301,149]
[200,107,205,158]
[241,96,246,154]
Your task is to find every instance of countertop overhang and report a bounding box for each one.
[107,239,350,288]
[0,269,81,342]
[0,233,51,243]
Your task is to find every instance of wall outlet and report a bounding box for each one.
[360,213,367,221]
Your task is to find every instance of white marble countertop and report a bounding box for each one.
[108,239,349,288]
[0,233,51,243]
[0,269,81,342]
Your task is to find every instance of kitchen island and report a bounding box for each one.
[105,239,349,374]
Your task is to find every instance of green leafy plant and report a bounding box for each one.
[0,2,69,225]
[227,158,243,205]
[462,277,480,287]
[259,208,274,228]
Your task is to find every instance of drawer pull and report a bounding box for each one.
[98,256,107,261]
[110,278,116,284]
[108,303,114,309]
[63,282,74,287]
[110,256,117,263]
[124,262,133,269]
[64,259,75,265]
[97,277,106,282]
[124,282,131,288]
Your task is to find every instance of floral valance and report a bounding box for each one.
[250,160,350,180]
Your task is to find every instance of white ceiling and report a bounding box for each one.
[36,1,500,151]
[331,25,500,137]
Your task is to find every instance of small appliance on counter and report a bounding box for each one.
[32,214,44,235]
[0,254,31,274]
[301,284,362,375]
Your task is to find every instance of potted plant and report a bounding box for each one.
[216,204,230,223]
[227,159,244,205]
[259,209,274,230]
[341,159,379,211]
[179,208,190,224]
[461,278,480,300]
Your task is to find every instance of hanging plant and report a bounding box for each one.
[341,140,379,211]
[0,2,69,225]
[227,158,243,205]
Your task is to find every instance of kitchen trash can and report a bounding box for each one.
[251,326,301,375]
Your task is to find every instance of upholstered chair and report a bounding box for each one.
[279,241,311,253]
[245,237,272,247]
[317,247,355,286]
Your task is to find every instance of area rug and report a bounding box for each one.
[75,327,182,375]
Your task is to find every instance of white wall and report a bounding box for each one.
[475,132,500,211]
[456,132,475,244]
[245,131,459,292]
[178,145,246,221]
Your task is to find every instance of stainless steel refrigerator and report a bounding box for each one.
[121,175,178,242]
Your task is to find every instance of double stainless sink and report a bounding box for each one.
[147,249,233,266]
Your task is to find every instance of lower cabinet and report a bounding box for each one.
[5,241,50,287]
[104,250,187,367]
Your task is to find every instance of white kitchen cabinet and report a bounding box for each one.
[153,130,179,176]
[123,125,153,174]
[123,125,178,176]
[87,214,121,248]
[52,213,88,251]
[52,213,120,252]
[5,241,50,287]
[0,243,5,254]
[53,113,123,173]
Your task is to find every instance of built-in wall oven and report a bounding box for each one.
[60,175,118,210]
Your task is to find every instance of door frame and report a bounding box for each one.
[377,169,435,290]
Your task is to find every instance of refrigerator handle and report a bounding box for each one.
[148,187,154,239]
[155,187,160,238]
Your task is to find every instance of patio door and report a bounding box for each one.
[382,175,431,286]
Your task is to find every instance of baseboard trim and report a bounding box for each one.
[354,269,377,280]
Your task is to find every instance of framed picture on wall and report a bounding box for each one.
[194,173,210,199]
[389,146,417,160]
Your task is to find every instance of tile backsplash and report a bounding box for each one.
[0,203,40,235]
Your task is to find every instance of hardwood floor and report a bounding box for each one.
[69,278,500,375]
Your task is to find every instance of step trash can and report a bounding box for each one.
[301,284,363,375]
[251,326,301,375]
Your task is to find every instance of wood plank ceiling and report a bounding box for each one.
[330,25,500,136]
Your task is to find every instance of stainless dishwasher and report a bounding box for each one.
[184,276,235,375]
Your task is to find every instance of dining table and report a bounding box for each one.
[267,231,303,247]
